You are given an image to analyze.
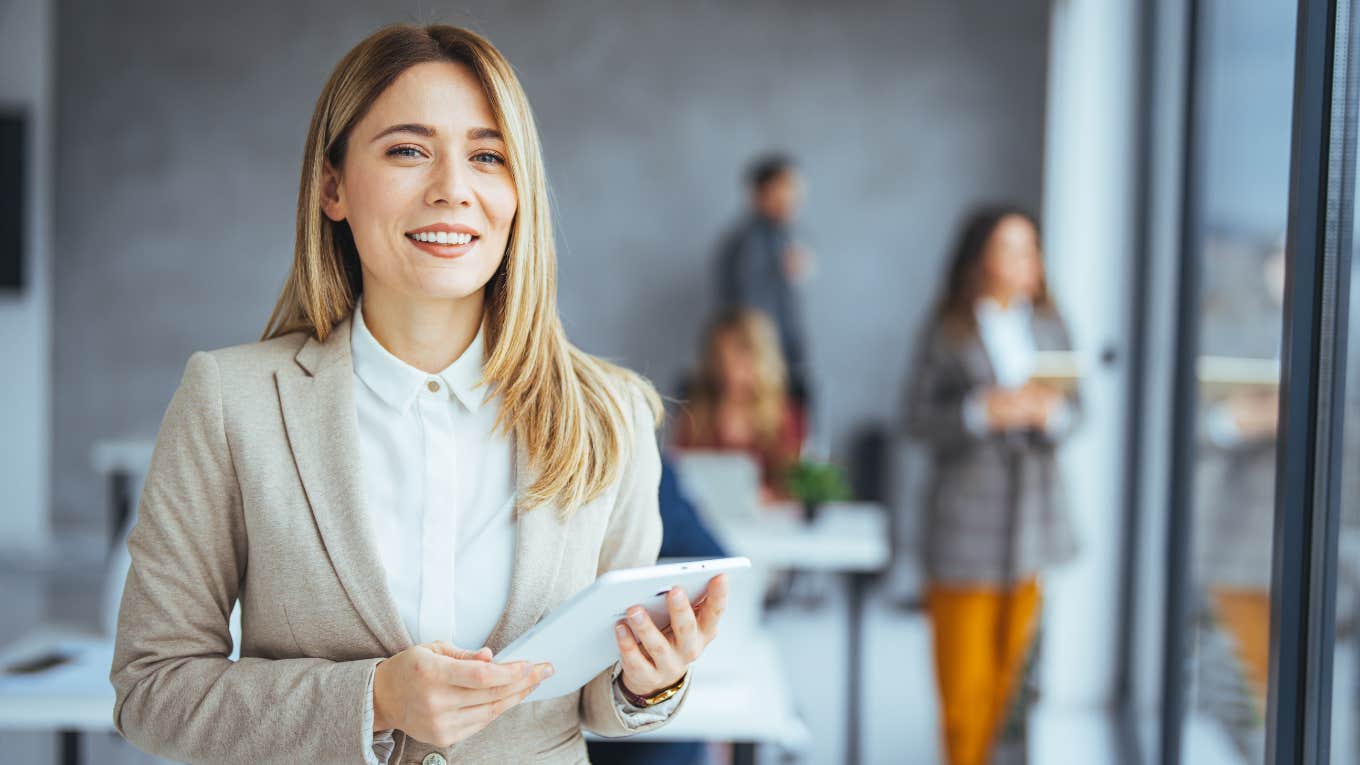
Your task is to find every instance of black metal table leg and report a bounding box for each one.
[58,729,79,765]
[846,571,869,765]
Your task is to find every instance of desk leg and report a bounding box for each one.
[58,729,79,765]
[733,741,757,765]
[846,572,869,765]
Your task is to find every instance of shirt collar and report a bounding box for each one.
[351,299,489,414]
[975,296,1033,322]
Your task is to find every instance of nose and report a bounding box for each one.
[425,155,473,208]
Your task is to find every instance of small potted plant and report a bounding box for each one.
[784,459,852,523]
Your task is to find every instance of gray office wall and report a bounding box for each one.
[50,0,1049,529]
[1,0,53,554]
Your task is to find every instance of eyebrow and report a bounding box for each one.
[369,124,504,142]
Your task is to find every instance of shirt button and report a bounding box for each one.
[422,753,447,765]
[426,379,441,393]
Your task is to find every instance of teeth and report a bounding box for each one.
[411,231,474,245]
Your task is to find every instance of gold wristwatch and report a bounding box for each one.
[618,671,688,708]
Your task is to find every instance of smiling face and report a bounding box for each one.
[320,60,518,310]
[979,214,1044,303]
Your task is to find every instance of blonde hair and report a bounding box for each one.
[263,24,660,517]
[685,308,789,446]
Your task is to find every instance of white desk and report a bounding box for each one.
[0,625,116,765]
[707,501,891,572]
[707,501,891,765]
[0,625,115,731]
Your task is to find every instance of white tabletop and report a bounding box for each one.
[0,625,116,731]
[707,501,891,573]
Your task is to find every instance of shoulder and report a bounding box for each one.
[610,371,662,441]
[588,367,662,484]
[175,331,311,401]
[719,216,762,251]
[609,372,664,508]
[205,331,310,374]
[916,316,973,355]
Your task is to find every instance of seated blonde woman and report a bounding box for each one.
[674,308,806,504]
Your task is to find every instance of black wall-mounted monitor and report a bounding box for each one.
[0,112,25,290]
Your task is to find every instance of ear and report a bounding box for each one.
[320,159,346,222]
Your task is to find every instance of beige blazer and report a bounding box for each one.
[109,316,681,764]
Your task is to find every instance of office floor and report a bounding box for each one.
[0,550,1127,765]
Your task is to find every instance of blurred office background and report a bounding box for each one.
[1,0,1357,763]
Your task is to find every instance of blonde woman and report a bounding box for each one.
[109,24,729,765]
[674,308,807,502]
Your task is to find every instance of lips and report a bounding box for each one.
[405,223,480,258]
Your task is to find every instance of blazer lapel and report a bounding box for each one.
[957,331,998,387]
[276,317,412,656]
[483,436,569,654]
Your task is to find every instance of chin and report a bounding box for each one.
[411,274,495,302]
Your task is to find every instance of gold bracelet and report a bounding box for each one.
[619,671,687,708]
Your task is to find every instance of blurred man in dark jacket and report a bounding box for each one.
[716,153,814,408]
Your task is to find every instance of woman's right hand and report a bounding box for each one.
[985,384,1062,431]
[984,388,1028,430]
[371,641,554,747]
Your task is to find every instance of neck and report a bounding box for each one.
[360,285,484,374]
[982,289,1021,310]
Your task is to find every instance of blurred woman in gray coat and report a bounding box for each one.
[903,206,1081,765]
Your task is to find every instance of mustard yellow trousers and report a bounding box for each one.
[927,578,1042,765]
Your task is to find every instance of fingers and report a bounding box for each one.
[458,662,554,706]
[427,641,493,662]
[451,673,543,736]
[615,620,654,682]
[440,655,534,689]
[696,574,730,640]
[666,587,705,661]
[402,645,550,748]
[624,606,675,667]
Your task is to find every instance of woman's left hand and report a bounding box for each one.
[615,573,730,696]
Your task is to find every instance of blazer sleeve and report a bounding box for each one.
[109,352,384,765]
[578,381,690,737]
[902,324,984,452]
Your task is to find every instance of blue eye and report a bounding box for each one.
[473,152,506,166]
[387,145,424,159]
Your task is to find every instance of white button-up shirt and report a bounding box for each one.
[350,301,678,763]
[963,298,1072,435]
[975,297,1039,389]
[352,301,516,649]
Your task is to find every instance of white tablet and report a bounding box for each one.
[496,556,750,703]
